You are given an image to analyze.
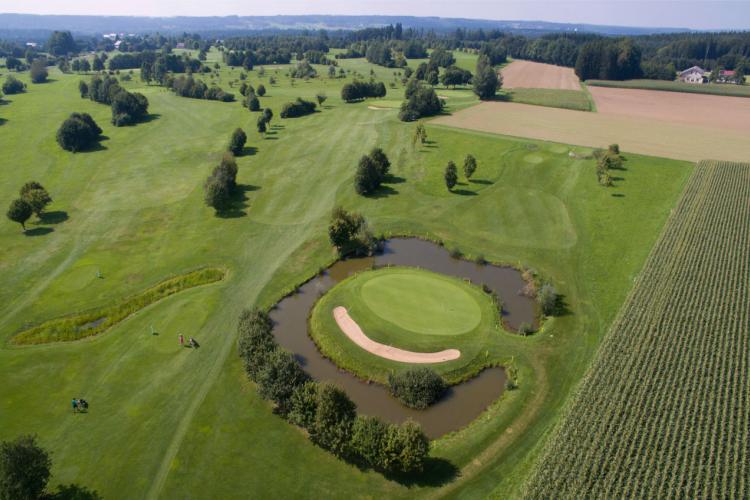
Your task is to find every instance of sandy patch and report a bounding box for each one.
[333,306,461,363]
[432,99,750,162]
[501,60,581,90]
[367,105,389,110]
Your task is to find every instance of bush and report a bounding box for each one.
[110,90,148,126]
[328,207,378,256]
[287,381,320,430]
[246,93,260,111]
[56,112,102,152]
[256,348,310,414]
[309,383,356,456]
[280,98,316,118]
[538,283,559,316]
[2,75,25,94]
[237,308,276,381]
[203,153,238,212]
[518,322,534,336]
[351,416,389,468]
[388,368,447,409]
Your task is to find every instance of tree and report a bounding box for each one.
[328,207,377,256]
[20,182,52,217]
[237,308,276,381]
[29,59,48,84]
[92,55,104,72]
[444,161,458,191]
[228,128,247,156]
[78,80,89,98]
[463,154,477,179]
[256,348,310,414]
[111,91,149,126]
[203,154,238,212]
[328,65,336,78]
[309,383,356,456]
[0,434,51,500]
[262,108,273,125]
[316,92,327,107]
[441,66,472,88]
[412,122,427,147]
[256,83,266,96]
[354,155,382,196]
[245,93,260,111]
[426,70,439,86]
[288,381,320,430]
[47,31,77,56]
[6,199,32,231]
[56,112,102,152]
[256,116,267,134]
[473,55,499,100]
[538,283,559,316]
[388,368,447,409]
[369,148,390,177]
[2,76,25,95]
[389,420,429,473]
[399,83,442,121]
[350,416,389,469]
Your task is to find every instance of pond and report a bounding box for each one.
[270,238,536,438]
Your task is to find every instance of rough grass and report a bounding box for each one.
[501,88,593,111]
[0,48,693,499]
[11,268,226,345]
[309,267,502,384]
[587,78,750,98]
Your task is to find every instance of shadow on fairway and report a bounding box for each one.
[470,179,493,185]
[0,117,6,126]
[369,185,399,199]
[383,174,405,184]
[381,457,459,487]
[216,184,259,219]
[140,113,161,124]
[24,227,54,237]
[612,193,625,198]
[39,211,69,224]
[47,483,102,500]
[452,189,478,196]
[240,146,258,156]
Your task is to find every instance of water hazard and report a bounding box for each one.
[270,238,536,437]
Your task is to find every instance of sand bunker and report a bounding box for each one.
[333,306,461,363]
[501,60,581,90]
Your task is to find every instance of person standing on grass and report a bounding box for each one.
[71,398,78,413]
[179,334,184,347]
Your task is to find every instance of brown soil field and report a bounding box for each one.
[432,100,750,162]
[589,86,750,132]
[501,60,581,90]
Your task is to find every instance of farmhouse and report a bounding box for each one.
[714,69,743,84]
[679,66,707,84]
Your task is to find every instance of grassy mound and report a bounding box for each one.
[12,268,226,345]
[310,267,503,384]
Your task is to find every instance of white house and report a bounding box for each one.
[679,66,707,84]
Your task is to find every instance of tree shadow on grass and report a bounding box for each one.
[380,457,459,487]
[215,184,259,219]
[271,124,285,130]
[470,179,493,185]
[369,185,399,199]
[140,113,161,124]
[264,136,278,140]
[45,483,102,500]
[383,174,405,184]
[611,193,625,198]
[24,227,54,237]
[451,189,478,196]
[39,210,69,224]
[0,117,6,126]
[240,146,258,156]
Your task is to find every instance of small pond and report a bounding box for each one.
[270,238,536,437]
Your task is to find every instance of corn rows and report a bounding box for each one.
[525,161,750,498]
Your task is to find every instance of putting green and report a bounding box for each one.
[359,269,482,336]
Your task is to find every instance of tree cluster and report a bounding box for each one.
[595,144,624,187]
[237,308,430,474]
[327,207,379,257]
[6,182,53,231]
[47,30,77,56]
[256,107,273,133]
[575,39,642,81]
[70,58,92,73]
[228,128,247,156]
[289,60,317,79]
[388,368,447,409]
[165,75,234,102]
[440,66,473,88]
[398,82,443,121]
[29,59,48,84]
[203,153,238,212]
[354,148,391,196]
[280,98,316,118]
[85,75,149,126]
[429,48,455,68]
[365,42,397,67]
[473,55,500,100]
[56,112,102,152]
[341,80,387,102]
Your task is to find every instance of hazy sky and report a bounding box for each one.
[1,0,749,30]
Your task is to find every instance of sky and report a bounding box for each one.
[0,0,748,30]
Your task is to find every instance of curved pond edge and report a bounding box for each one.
[268,237,543,437]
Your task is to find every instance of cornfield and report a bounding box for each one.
[525,160,750,498]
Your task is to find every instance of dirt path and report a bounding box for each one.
[501,60,581,90]
[333,306,460,363]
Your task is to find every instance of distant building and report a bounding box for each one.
[114,40,122,50]
[25,42,38,48]
[176,42,186,49]
[714,69,742,84]
[679,66,707,84]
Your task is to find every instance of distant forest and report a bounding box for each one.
[1,23,749,82]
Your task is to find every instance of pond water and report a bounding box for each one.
[270,238,536,438]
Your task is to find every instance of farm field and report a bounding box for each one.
[0,50,693,499]
[432,99,750,162]
[500,60,581,90]
[501,88,593,111]
[525,160,750,498]
[588,78,750,98]
[588,86,750,131]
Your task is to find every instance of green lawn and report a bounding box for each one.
[310,267,502,384]
[0,48,693,499]
[587,78,750,97]
[501,88,594,111]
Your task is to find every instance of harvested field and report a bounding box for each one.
[433,100,750,162]
[525,160,750,498]
[589,86,750,132]
[501,60,581,90]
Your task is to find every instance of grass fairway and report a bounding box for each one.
[359,268,483,336]
[310,267,501,383]
[501,88,594,111]
[0,49,693,499]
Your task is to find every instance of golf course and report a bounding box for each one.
[1,44,696,498]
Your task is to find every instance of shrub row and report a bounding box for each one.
[280,98,316,118]
[237,308,430,474]
[165,75,235,102]
[341,80,387,102]
[81,75,149,126]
